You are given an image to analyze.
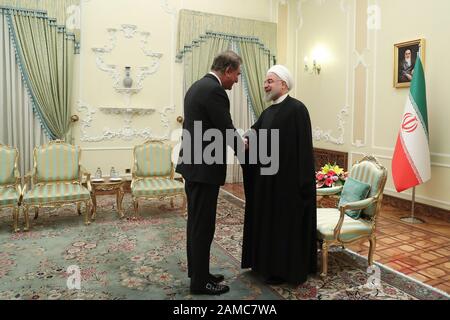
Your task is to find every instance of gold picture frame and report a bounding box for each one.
[394,39,425,88]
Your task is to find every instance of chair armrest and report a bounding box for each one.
[80,166,92,192]
[332,197,377,240]
[131,176,144,189]
[24,170,34,185]
[14,167,20,180]
[18,182,25,196]
[317,185,343,196]
[12,166,22,193]
[340,197,377,211]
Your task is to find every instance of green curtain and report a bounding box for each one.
[182,34,274,118]
[177,9,276,62]
[177,10,276,118]
[0,0,79,23]
[2,7,76,140]
[238,41,273,117]
[0,0,80,44]
[183,35,230,91]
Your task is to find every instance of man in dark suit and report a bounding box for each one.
[176,50,242,295]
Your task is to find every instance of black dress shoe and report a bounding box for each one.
[188,273,225,283]
[190,282,230,295]
[209,273,225,283]
[264,276,285,285]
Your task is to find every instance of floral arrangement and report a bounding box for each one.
[316,163,348,188]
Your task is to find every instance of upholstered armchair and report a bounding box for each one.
[131,140,185,216]
[316,155,387,277]
[22,140,92,230]
[0,144,21,232]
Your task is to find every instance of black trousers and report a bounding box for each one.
[185,180,220,287]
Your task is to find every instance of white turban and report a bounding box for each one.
[267,65,294,90]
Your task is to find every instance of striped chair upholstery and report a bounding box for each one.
[35,143,80,182]
[23,183,90,205]
[22,141,91,230]
[134,143,172,177]
[132,178,184,197]
[317,208,372,241]
[317,155,387,277]
[0,145,21,232]
[0,187,21,206]
[131,140,185,215]
[0,146,17,185]
[348,159,386,219]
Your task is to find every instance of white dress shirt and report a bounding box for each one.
[273,93,288,104]
[208,72,222,86]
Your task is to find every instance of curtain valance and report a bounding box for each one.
[177,9,277,62]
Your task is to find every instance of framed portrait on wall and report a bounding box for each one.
[394,39,425,88]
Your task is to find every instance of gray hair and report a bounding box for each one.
[211,50,242,74]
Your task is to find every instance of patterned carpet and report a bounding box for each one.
[0,191,447,300]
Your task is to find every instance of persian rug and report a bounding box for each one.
[0,191,447,300]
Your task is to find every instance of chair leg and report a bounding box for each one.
[77,202,82,215]
[368,236,376,266]
[13,207,20,233]
[84,201,91,226]
[23,206,30,231]
[34,207,39,220]
[320,242,329,277]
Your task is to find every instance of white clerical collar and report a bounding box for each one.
[209,72,222,86]
[273,93,288,105]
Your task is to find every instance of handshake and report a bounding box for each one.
[244,137,249,150]
[238,129,254,151]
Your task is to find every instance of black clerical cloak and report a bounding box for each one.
[242,95,317,284]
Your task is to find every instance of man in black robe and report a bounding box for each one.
[242,65,317,285]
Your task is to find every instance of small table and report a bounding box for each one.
[90,177,125,220]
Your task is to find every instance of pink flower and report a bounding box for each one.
[325,178,333,187]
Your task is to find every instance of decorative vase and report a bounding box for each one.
[123,66,133,88]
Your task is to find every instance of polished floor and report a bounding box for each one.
[222,183,450,295]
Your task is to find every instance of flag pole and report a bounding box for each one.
[400,187,425,224]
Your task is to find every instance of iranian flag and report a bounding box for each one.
[392,54,431,192]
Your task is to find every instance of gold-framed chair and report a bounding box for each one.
[131,140,186,216]
[316,155,387,277]
[22,140,92,230]
[0,144,21,232]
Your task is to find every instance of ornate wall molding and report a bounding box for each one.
[78,102,175,142]
[296,0,352,147]
[159,0,176,15]
[91,24,163,92]
[350,151,450,169]
[312,106,349,145]
[295,0,304,30]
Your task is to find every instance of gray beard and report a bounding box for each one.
[264,91,276,102]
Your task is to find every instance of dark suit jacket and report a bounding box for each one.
[176,73,236,185]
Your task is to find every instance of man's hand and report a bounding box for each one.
[244,137,249,150]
